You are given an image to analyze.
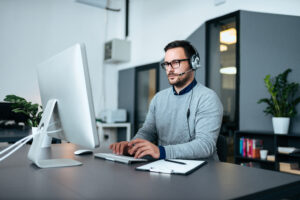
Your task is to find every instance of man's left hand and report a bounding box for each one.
[128,139,160,159]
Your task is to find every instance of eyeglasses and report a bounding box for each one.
[160,59,190,70]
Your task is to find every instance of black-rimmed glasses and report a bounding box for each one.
[160,59,190,70]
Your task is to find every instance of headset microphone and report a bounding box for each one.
[177,68,194,76]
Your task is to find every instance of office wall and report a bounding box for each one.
[0,0,125,116]
[118,67,135,140]
[239,11,300,132]
[1,0,300,119]
[117,0,300,71]
[114,0,300,110]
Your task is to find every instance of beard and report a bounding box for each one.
[167,71,193,88]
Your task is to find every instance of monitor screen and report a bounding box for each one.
[28,43,100,168]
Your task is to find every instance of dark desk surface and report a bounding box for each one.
[0,144,300,200]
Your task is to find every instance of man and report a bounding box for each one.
[110,40,223,160]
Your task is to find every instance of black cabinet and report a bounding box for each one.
[234,131,300,174]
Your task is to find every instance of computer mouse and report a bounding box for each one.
[74,149,93,155]
[141,155,156,161]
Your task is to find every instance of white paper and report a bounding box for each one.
[136,159,205,174]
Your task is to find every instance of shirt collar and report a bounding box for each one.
[172,79,197,95]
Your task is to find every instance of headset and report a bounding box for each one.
[189,44,201,71]
[185,43,201,141]
[173,43,201,76]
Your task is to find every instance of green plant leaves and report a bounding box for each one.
[3,94,43,127]
[258,69,300,117]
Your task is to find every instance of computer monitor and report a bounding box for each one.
[28,43,100,168]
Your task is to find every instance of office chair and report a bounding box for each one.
[216,135,227,162]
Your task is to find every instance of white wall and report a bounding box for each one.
[0,0,124,116]
[1,0,300,115]
[120,0,300,70]
[110,0,300,109]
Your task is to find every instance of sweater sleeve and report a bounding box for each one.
[164,91,223,159]
[132,95,158,143]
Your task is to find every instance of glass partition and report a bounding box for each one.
[135,64,159,133]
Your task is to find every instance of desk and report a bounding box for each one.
[0,144,300,200]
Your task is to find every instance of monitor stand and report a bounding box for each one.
[27,99,82,168]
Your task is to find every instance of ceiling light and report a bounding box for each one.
[220,66,236,75]
[220,28,236,45]
[220,44,228,52]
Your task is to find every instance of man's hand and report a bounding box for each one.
[128,139,160,159]
[109,141,130,155]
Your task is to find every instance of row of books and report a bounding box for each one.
[239,138,263,158]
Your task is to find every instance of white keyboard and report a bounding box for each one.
[94,153,147,164]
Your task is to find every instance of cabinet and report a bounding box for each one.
[234,131,300,174]
[96,122,131,147]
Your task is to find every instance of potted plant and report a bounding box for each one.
[4,95,43,135]
[258,69,300,134]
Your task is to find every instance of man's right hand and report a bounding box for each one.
[109,141,130,155]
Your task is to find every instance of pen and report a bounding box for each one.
[164,159,186,165]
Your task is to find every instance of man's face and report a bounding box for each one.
[164,47,193,87]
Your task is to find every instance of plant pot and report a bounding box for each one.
[272,117,290,134]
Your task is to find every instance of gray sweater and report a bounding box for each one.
[133,83,223,160]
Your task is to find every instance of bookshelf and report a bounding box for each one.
[234,131,300,174]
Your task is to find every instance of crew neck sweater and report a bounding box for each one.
[133,82,223,160]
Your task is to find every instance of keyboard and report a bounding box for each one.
[94,153,148,164]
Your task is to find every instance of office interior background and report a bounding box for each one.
[1,0,300,170]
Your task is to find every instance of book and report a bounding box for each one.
[240,137,244,156]
[243,138,247,157]
[252,139,263,159]
[240,138,263,158]
[248,139,253,158]
[136,159,207,175]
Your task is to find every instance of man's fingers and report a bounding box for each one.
[111,144,116,153]
[134,146,151,158]
[128,138,147,147]
[129,142,147,155]
[136,149,153,159]
[120,143,127,155]
[117,143,126,155]
[109,143,116,150]
[129,142,144,153]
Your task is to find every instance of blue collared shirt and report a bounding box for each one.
[172,79,198,95]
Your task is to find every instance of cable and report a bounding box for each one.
[46,129,62,134]
[0,127,63,162]
[187,89,194,141]
[0,135,31,155]
[0,135,33,162]
[48,121,60,128]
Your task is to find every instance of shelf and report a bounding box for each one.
[275,134,300,138]
[236,131,275,136]
[276,153,300,159]
[235,156,275,163]
[234,131,300,173]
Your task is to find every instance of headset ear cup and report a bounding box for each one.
[191,54,201,70]
[194,55,201,69]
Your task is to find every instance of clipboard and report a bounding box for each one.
[135,159,207,175]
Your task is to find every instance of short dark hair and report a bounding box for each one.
[164,40,196,58]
